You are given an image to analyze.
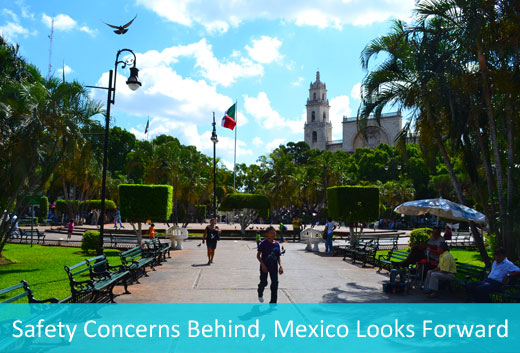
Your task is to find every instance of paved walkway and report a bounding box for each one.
[116,239,462,303]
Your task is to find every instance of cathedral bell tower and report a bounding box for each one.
[304,71,331,150]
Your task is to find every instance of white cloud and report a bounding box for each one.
[267,138,286,152]
[291,77,304,86]
[252,137,263,147]
[56,64,73,76]
[136,39,263,87]
[329,95,352,139]
[137,0,415,30]
[350,82,362,100]
[0,8,35,42]
[41,13,96,36]
[245,36,283,64]
[243,92,304,133]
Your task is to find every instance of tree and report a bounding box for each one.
[327,186,380,245]
[219,193,270,235]
[118,184,173,244]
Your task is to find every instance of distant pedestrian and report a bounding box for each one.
[279,223,287,243]
[292,215,301,242]
[257,226,283,304]
[256,233,262,248]
[324,217,336,254]
[67,219,74,240]
[149,223,156,239]
[444,225,452,241]
[114,208,124,229]
[203,218,221,265]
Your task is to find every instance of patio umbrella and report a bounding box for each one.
[394,198,487,225]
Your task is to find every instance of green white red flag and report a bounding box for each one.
[221,104,236,130]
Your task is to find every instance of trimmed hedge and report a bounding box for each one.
[118,184,173,222]
[81,231,100,253]
[39,196,49,222]
[327,186,379,223]
[55,199,116,213]
[219,193,270,212]
[409,227,432,246]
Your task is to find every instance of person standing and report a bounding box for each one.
[292,215,301,242]
[67,219,74,240]
[149,223,156,239]
[114,208,124,229]
[203,218,221,265]
[324,217,336,254]
[257,226,283,303]
[424,243,457,298]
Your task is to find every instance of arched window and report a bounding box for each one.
[323,112,326,121]
[311,111,315,122]
[313,92,316,100]
[322,93,325,100]
[312,131,317,143]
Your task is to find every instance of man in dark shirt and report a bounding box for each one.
[257,226,284,303]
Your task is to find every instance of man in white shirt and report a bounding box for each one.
[466,248,520,302]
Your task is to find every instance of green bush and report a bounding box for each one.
[82,200,117,211]
[195,205,206,222]
[118,184,173,222]
[409,227,432,246]
[81,231,100,253]
[327,186,379,223]
[39,196,49,223]
[219,193,270,211]
[484,233,497,253]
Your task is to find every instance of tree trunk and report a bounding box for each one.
[478,51,508,252]
[435,135,491,266]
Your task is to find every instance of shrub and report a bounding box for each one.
[81,231,100,253]
[219,193,270,234]
[409,227,432,247]
[81,200,117,211]
[119,184,173,222]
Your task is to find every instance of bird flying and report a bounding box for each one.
[102,14,137,35]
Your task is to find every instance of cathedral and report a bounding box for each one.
[303,71,402,153]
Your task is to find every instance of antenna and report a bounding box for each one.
[47,17,54,79]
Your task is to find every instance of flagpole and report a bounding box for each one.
[233,99,237,191]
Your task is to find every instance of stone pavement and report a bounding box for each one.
[116,239,462,303]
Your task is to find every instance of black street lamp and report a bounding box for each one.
[211,113,218,219]
[88,49,141,255]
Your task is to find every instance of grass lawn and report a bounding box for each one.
[0,244,123,302]
[376,248,488,268]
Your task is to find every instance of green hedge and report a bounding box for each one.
[118,184,173,222]
[409,227,432,246]
[81,231,99,253]
[39,196,49,222]
[55,199,116,213]
[219,193,270,212]
[327,186,379,223]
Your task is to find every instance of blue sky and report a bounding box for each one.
[0,0,415,169]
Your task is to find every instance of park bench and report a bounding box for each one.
[342,238,373,261]
[378,249,411,272]
[490,277,520,303]
[0,280,59,303]
[64,254,130,303]
[144,238,172,265]
[106,231,140,247]
[18,218,36,227]
[119,246,155,283]
[445,262,487,293]
[18,229,46,244]
[351,238,380,267]
[377,236,399,251]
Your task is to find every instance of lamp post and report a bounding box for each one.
[88,49,141,255]
[211,113,218,219]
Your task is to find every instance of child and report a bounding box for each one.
[67,219,74,240]
[149,223,156,239]
[257,226,283,303]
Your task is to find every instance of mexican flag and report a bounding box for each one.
[221,104,236,130]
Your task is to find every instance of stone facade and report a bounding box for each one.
[304,71,402,153]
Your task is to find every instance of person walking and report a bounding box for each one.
[148,223,156,239]
[67,219,74,240]
[257,226,283,303]
[114,208,124,229]
[324,217,336,254]
[203,218,221,265]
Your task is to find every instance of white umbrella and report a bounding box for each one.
[394,198,487,225]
